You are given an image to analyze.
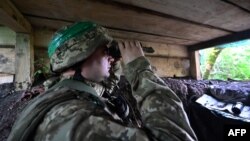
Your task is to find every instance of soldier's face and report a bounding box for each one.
[96,47,114,78]
[82,46,114,82]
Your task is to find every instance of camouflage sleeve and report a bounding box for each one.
[123,56,197,141]
[111,60,123,81]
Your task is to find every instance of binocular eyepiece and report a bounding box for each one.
[106,41,155,60]
[106,41,122,60]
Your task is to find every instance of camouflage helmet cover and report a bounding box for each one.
[48,21,113,72]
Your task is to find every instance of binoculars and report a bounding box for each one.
[106,41,122,60]
[106,41,155,60]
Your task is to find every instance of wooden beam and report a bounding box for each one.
[0,45,15,48]
[34,27,189,59]
[33,26,195,48]
[189,51,201,80]
[0,0,35,89]
[141,41,188,58]
[34,28,56,48]
[15,33,34,90]
[0,26,16,45]
[188,29,250,51]
[0,48,15,74]
[0,0,32,33]
[30,16,195,46]
[110,0,250,32]
[108,29,196,45]
[147,56,190,77]
[28,16,196,46]
[225,0,250,13]
[0,73,14,84]
[12,0,229,42]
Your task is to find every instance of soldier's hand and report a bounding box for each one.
[118,41,144,65]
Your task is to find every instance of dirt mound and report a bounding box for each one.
[0,83,29,141]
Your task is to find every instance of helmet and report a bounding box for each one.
[48,21,113,72]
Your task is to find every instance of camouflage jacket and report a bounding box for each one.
[8,56,197,141]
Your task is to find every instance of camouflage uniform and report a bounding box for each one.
[8,22,197,141]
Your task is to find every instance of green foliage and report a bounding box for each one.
[202,47,223,79]
[33,58,50,79]
[200,43,250,80]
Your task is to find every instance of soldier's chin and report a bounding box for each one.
[106,72,110,78]
[102,72,110,80]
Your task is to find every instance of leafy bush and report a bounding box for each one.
[200,40,250,80]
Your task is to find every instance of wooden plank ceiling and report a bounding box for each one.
[10,0,250,49]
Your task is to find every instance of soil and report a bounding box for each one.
[0,83,28,141]
[0,77,249,141]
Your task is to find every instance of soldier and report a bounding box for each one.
[8,21,197,141]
